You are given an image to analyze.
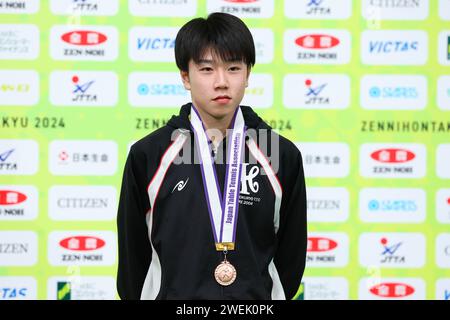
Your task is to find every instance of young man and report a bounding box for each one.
[117,12,307,300]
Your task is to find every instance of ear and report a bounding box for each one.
[180,70,191,90]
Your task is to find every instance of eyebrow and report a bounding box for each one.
[196,58,244,65]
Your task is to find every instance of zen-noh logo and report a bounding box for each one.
[50,25,118,61]
[48,231,116,266]
[370,148,415,163]
[61,30,107,46]
[295,34,340,49]
[207,0,273,19]
[0,190,26,205]
[360,143,426,178]
[59,236,105,251]
[284,29,351,64]
[307,237,337,252]
[306,232,348,267]
[370,282,415,298]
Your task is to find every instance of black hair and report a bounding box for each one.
[175,12,255,72]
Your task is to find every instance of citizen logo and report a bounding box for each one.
[0,243,28,254]
[307,199,340,210]
[57,198,108,208]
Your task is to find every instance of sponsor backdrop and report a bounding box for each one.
[0,0,449,300]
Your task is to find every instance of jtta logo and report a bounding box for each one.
[380,238,404,264]
[71,75,96,102]
[304,79,328,105]
[0,149,16,171]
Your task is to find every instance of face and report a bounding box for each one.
[180,49,250,122]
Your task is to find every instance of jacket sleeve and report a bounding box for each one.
[117,147,152,300]
[274,149,307,300]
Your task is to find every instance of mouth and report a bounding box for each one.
[213,95,232,104]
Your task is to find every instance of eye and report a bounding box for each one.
[200,67,213,72]
[229,66,241,71]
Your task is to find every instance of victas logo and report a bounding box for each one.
[285,0,351,19]
[50,25,118,61]
[284,29,351,64]
[129,27,178,62]
[207,0,273,19]
[50,0,119,16]
[360,143,425,178]
[0,277,37,300]
[306,232,348,267]
[48,231,116,266]
[362,30,427,65]
[436,279,450,300]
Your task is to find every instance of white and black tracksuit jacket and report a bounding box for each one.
[117,103,307,300]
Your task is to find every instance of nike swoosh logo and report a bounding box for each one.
[172,178,189,193]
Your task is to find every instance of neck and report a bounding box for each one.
[194,106,237,143]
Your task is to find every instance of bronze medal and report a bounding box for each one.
[214,260,237,286]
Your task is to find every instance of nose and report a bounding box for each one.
[214,68,228,89]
